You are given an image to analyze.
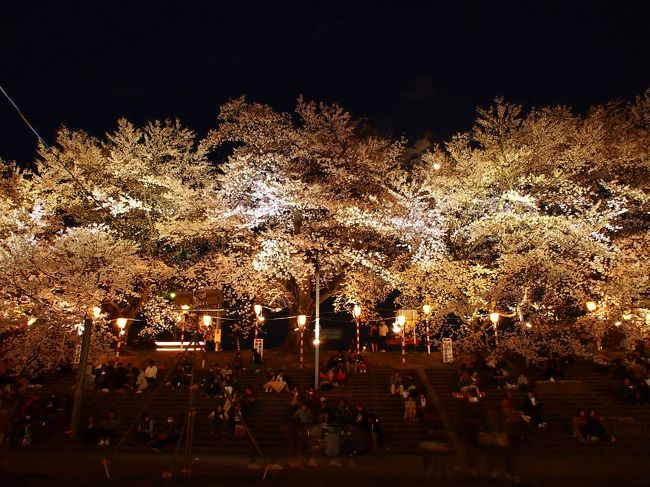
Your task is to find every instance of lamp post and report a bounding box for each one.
[254,304,263,340]
[585,300,602,350]
[297,314,307,369]
[180,304,190,351]
[202,315,212,353]
[422,304,432,355]
[394,315,406,364]
[489,311,500,348]
[353,305,362,354]
[314,270,320,390]
[115,318,128,359]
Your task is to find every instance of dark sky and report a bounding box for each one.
[1,0,649,164]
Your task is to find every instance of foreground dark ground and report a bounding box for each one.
[1,448,649,487]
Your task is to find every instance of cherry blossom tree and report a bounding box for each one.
[398,92,650,360]
[27,119,234,329]
[0,161,151,372]
[200,97,427,347]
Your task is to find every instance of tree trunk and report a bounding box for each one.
[279,286,315,351]
[278,273,345,350]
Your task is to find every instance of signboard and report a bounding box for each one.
[214,328,222,352]
[442,338,454,363]
[254,338,264,358]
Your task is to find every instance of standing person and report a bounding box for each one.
[144,360,158,385]
[369,323,379,352]
[232,352,242,373]
[368,413,383,450]
[251,349,263,372]
[404,396,417,423]
[353,404,370,452]
[378,321,389,351]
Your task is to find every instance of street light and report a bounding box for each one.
[489,312,500,348]
[27,317,37,326]
[433,162,441,171]
[586,301,597,312]
[297,314,307,369]
[202,315,213,327]
[254,304,263,340]
[353,305,362,354]
[422,304,432,355]
[115,318,128,359]
[396,315,406,364]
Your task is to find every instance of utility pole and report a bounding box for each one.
[314,270,320,390]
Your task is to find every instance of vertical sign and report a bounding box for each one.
[254,338,264,359]
[442,338,454,363]
[73,343,82,364]
[214,327,222,352]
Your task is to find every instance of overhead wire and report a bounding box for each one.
[0,82,132,232]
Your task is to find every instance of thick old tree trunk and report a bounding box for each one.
[279,273,345,351]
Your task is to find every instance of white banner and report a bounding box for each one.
[442,338,454,363]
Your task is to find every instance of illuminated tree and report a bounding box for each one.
[27,119,232,327]
[0,160,151,372]
[201,97,427,345]
[398,92,650,359]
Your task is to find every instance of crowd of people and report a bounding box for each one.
[5,341,649,464]
[388,370,428,422]
[284,387,383,467]
[92,359,159,393]
[610,341,650,404]
[0,359,72,447]
[316,351,367,392]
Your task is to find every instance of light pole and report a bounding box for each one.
[489,311,500,348]
[202,315,212,353]
[180,304,190,351]
[585,300,602,350]
[314,270,320,390]
[353,304,362,354]
[115,318,128,359]
[394,315,406,364]
[422,304,432,355]
[254,304,263,340]
[297,314,307,369]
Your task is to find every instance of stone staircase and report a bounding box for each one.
[21,364,427,458]
[422,359,650,457]
[21,356,650,464]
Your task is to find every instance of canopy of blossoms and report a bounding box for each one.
[0,91,648,373]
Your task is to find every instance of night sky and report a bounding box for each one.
[1,0,649,164]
